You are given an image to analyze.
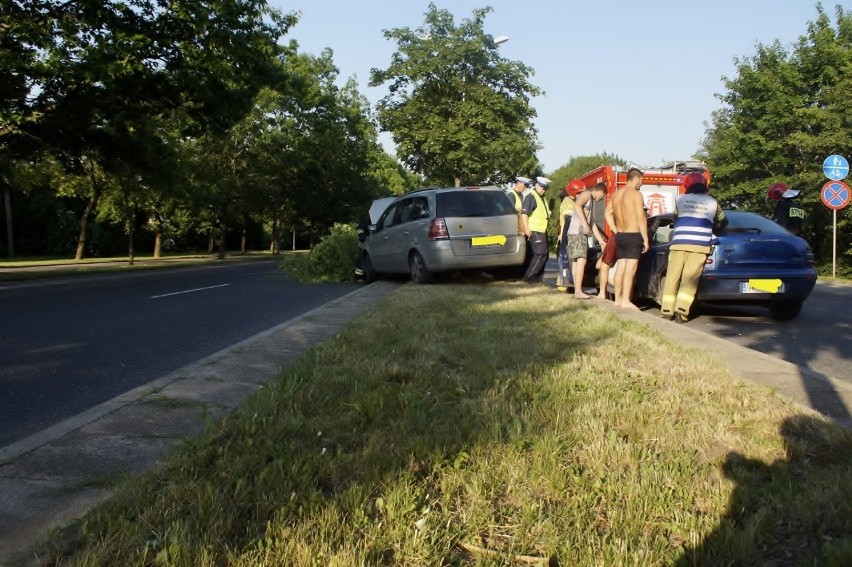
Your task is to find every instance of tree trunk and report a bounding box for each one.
[127,217,135,266]
[271,209,280,255]
[454,177,461,188]
[217,216,227,259]
[292,229,296,251]
[240,226,246,254]
[75,189,101,260]
[3,187,13,258]
[152,209,164,258]
[207,229,214,253]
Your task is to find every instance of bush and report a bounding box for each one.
[279,223,360,283]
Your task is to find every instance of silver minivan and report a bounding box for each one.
[361,187,526,283]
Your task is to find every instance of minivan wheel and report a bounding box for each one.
[409,251,434,284]
[363,253,378,283]
[769,300,803,321]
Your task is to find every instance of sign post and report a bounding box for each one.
[820,159,850,277]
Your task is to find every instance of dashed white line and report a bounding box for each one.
[150,283,230,299]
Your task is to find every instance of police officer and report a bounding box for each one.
[521,176,551,283]
[510,176,532,213]
[660,171,727,323]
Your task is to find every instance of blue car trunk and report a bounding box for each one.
[707,235,809,271]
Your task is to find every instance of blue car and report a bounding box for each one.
[630,210,817,320]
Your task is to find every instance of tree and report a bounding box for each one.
[2,0,297,258]
[370,3,541,187]
[700,4,851,265]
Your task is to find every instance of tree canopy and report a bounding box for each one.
[700,3,851,265]
[370,3,541,187]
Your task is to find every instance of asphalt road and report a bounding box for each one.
[682,280,852,386]
[0,261,360,448]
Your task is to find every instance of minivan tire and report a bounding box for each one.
[409,251,434,284]
[363,253,378,283]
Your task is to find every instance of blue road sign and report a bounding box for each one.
[823,154,849,181]
[821,181,851,210]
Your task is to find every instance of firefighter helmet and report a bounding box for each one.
[767,182,788,202]
[684,171,708,190]
[564,179,585,197]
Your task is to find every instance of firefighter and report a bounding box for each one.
[660,171,727,323]
[773,186,805,236]
[556,179,584,291]
[520,176,551,283]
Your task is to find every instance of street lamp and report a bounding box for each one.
[494,35,510,46]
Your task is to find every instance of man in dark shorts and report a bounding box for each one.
[616,232,644,259]
[610,168,649,309]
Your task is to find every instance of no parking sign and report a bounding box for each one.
[821,180,850,210]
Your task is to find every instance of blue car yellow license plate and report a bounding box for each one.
[740,279,784,294]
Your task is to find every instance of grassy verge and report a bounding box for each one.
[47,284,852,565]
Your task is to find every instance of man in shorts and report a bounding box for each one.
[610,167,649,309]
[565,183,606,299]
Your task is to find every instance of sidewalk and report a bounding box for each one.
[1,278,851,565]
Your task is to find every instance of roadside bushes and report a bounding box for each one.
[279,223,359,283]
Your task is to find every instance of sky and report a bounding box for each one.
[272,0,849,173]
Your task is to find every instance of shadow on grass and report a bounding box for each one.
[677,414,852,565]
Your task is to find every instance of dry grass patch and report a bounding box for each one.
[45,283,852,566]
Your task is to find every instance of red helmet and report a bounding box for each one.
[766,182,788,202]
[565,179,585,197]
[684,171,708,190]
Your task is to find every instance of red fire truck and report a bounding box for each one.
[576,160,711,221]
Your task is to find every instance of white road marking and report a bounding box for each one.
[150,283,229,299]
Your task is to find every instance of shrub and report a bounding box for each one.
[279,223,360,283]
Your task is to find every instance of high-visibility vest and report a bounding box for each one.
[529,191,549,233]
[511,191,523,213]
[671,193,724,248]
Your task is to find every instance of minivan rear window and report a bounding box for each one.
[436,191,515,218]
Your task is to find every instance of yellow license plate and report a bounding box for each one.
[741,279,783,293]
[471,235,506,247]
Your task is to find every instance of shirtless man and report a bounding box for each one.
[610,168,649,309]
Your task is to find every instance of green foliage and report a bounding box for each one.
[278,223,359,282]
[701,3,852,264]
[371,3,542,187]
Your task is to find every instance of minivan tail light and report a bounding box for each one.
[428,217,449,240]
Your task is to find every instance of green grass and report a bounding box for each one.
[45,283,852,566]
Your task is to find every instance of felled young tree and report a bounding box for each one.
[370,3,542,187]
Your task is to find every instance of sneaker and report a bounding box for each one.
[556,285,567,292]
[673,313,687,324]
